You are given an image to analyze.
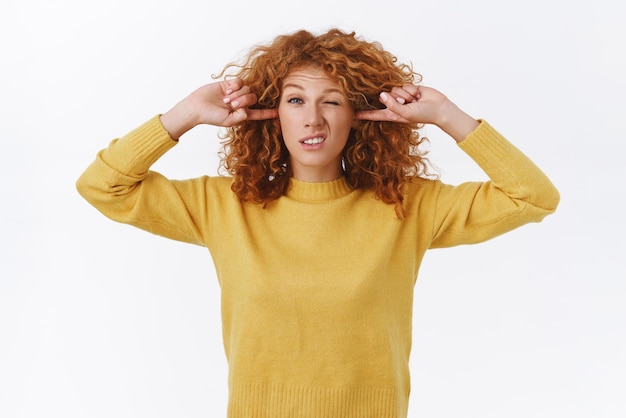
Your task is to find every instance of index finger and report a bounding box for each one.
[246,108,279,121]
[355,108,408,123]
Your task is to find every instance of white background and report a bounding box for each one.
[1,0,624,417]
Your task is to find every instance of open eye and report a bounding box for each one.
[287,97,303,104]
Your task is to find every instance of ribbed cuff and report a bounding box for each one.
[105,115,177,175]
[457,119,525,172]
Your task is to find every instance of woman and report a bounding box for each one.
[77,28,559,418]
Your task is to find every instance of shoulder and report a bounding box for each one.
[205,175,235,187]
[404,176,441,196]
[201,175,236,197]
[402,176,443,213]
[169,175,236,201]
[176,175,234,188]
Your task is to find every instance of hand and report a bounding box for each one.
[355,85,447,125]
[161,79,278,139]
[355,85,479,143]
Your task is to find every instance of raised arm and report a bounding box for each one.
[76,79,277,244]
[357,84,560,247]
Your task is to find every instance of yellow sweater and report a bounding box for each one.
[76,116,559,417]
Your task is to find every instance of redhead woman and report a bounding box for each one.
[77,28,559,418]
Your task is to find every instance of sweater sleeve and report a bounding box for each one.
[76,115,210,246]
[428,120,560,248]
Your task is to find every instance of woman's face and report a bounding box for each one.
[278,67,355,182]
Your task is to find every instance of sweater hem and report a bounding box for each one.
[227,382,405,418]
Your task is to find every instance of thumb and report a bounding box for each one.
[223,108,249,126]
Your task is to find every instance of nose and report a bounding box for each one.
[304,105,323,128]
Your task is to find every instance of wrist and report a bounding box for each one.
[160,99,200,140]
[435,100,479,143]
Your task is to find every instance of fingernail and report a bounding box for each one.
[223,97,231,104]
[226,88,233,94]
[396,97,406,104]
[231,100,240,108]
[380,92,388,101]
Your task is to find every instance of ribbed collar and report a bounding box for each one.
[285,177,353,202]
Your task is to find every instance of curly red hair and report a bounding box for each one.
[216,28,435,218]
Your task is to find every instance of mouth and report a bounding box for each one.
[302,137,324,145]
[300,134,326,146]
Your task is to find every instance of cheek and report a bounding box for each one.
[335,114,355,136]
[277,117,298,147]
[277,114,288,136]
[277,109,294,133]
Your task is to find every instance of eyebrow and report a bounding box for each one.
[282,83,344,95]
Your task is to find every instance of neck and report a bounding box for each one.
[291,164,343,183]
